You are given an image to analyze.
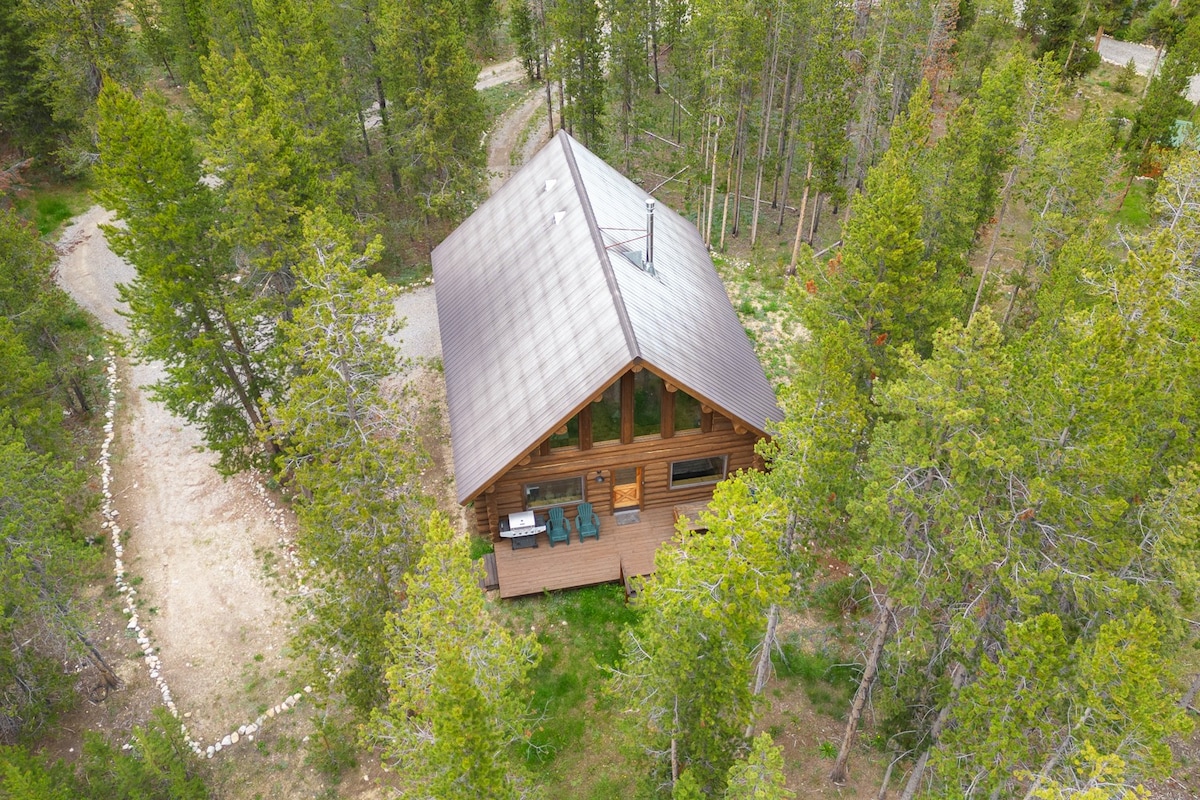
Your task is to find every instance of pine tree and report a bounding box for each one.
[0,0,63,160]
[15,0,135,114]
[370,513,539,799]
[378,0,487,219]
[1130,14,1200,154]
[806,87,960,381]
[0,209,99,435]
[271,209,431,715]
[723,733,794,800]
[509,0,539,81]
[616,476,789,796]
[0,423,92,742]
[603,0,648,170]
[548,0,606,149]
[1022,0,1097,77]
[95,82,280,472]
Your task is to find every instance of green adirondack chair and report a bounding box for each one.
[575,502,600,542]
[547,506,570,546]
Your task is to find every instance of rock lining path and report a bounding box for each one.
[53,55,537,764]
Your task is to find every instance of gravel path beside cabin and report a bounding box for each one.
[48,55,534,795]
[1097,34,1200,103]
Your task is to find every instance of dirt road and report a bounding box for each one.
[1098,34,1200,103]
[48,52,534,794]
[55,211,299,749]
[476,57,526,91]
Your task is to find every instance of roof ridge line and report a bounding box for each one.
[559,132,640,361]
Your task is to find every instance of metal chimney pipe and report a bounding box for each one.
[645,198,655,274]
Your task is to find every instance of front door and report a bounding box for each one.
[612,466,642,510]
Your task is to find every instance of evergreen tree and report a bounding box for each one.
[0,708,209,798]
[603,0,648,170]
[806,87,960,382]
[0,424,92,742]
[616,477,788,796]
[370,513,539,799]
[156,0,211,84]
[1130,14,1200,154]
[1022,0,1098,77]
[723,734,794,800]
[271,209,431,715]
[15,0,138,167]
[1002,108,1115,327]
[509,0,539,81]
[0,209,102,744]
[0,209,100,438]
[0,0,63,160]
[548,0,606,149]
[95,82,280,472]
[379,0,487,219]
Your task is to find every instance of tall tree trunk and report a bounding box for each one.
[744,606,780,740]
[1142,45,1164,98]
[789,155,814,271]
[771,58,795,212]
[650,0,661,94]
[855,3,891,188]
[730,89,749,238]
[356,107,373,159]
[706,114,722,245]
[720,150,735,251]
[970,165,1018,320]
[897,662,967,800]
[748,606,780,703]
[808,191,824,244]
[750,8,782,247]
[830,596,897,783]
[360,3,401,194]
[777,124,798,233]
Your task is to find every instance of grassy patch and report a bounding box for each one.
[496,584,638,794]
[469,533,495,560]
[482,82,533,127]
[1112,177,1154,229]
[772,643,860,719]
[12,178,92,238]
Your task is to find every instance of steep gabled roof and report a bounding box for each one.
[433,131,782,503]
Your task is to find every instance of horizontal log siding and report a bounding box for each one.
[470,418,760,538]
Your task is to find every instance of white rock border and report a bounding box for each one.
[99,351,312,759]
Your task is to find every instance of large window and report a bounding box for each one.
[524,476,585,509]
[670,456,727,489]
[592,381,621,444]
[548,415,579,449]
[633,371,663,437]
[674,389,702,432]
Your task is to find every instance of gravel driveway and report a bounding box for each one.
[1098,35,1200,103]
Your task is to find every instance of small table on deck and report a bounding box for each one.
[499,511,546,550]
[673,501,710,533]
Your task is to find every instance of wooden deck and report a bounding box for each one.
[492,506,682,598]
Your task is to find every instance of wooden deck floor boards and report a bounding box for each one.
[493,506,681,598]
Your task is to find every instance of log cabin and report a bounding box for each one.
[432,131,782,598]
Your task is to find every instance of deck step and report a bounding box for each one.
[479,552,500,591]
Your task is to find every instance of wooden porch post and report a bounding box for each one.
[579,405,593,450]
[661,386,675,439]
[620,372,634,444]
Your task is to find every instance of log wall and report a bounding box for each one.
[471,415,761,537]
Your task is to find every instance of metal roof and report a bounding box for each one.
[433,131,782,503]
